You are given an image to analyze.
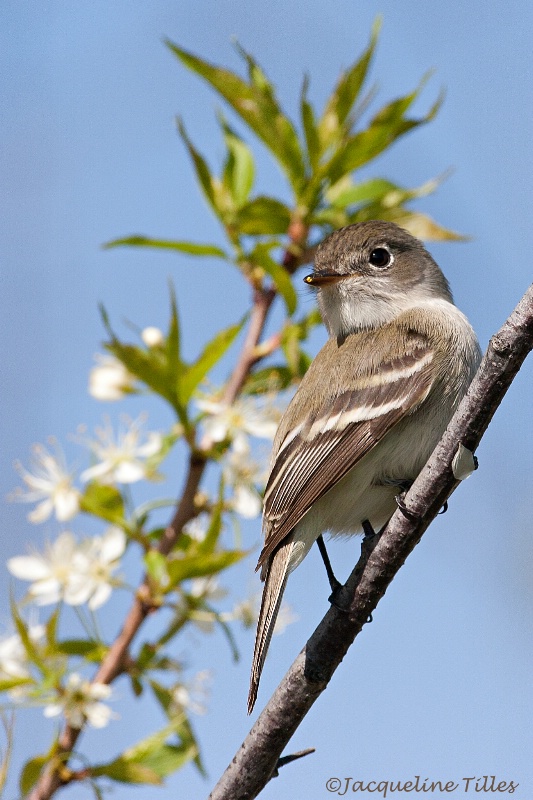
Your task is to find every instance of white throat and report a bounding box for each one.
[318,281,451,337]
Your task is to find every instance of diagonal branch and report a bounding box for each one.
[208,282,533,800]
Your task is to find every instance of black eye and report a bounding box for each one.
[369,247,392,268]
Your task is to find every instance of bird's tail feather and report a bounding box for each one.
[247,536,294,714]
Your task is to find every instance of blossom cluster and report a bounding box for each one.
[4,363,288,739]
[196,393,281,518]
[7,527,126,610]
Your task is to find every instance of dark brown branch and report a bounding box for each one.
[208,283,533,800]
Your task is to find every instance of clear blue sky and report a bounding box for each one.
[1,2,532,798]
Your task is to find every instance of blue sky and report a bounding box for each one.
[1,2,532,799]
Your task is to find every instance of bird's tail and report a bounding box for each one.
[247,536,294,714]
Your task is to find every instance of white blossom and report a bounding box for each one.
[189,577,226,602]
[10,440,80,524]
[89,354,136,401]
[196,395,280,453]
[7,532,92,607]
[223,447,264,519]
[272,602,298,635]
[171,670,211,716]
[223,597,256,629]
[186,578,227,633]
[0,625,44,697]
[221,596,297,635]
[182,515,209,542]
[80,415,162,485]
[44,673,114,729]
[141,326,165,347]
[7,527,126,610]
[81,526,126,610]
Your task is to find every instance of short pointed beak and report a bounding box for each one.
[304,272,344,286]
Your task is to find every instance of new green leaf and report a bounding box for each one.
[103,235,227,259]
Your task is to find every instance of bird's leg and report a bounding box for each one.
[362,519,377,540]
[392,479,419,521]
[392,478,449,517]
[316,534,342,597]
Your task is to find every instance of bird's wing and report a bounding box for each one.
[248,334,437,712]
[257,338,436,569]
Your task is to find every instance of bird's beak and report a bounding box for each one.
[304,272,344,286]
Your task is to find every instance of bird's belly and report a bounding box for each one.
[288,464,399,573]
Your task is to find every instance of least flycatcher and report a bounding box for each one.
[248,220,481,712]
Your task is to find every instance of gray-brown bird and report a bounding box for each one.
[248,221,480,713]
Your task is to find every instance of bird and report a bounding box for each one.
[247,220,481,713]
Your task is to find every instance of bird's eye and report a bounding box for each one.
[369,247,392,268]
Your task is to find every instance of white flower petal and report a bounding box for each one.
[29,577,61,597]
[137,432,162,457]
[85,702,113,728]
[64,581,93,607]
[232,431,250,454]
[203,417,229,443]
[89,683,112,701]
[233,486,261,519]
[80,463,110,483]
[32,588,62,606]
[7,556,50,581]
[89,356,135,401]
[43,703,62,718]
[112,461,145,483]
[99,527,126,563]
[28,499,54,524]
[55,489,80,521]
[141,327,164,347]
[88,583,112,610]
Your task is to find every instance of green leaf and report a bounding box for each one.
[178,318,245,404]
[236,195,291,235]
[328,177,399,209]
[149,680,174,716]
[92,760,161,785]
[45,606,60,648]
[243,365,294,394]
[102,291,188,421]
[325,76,443,185]
[300,75,320,170]
[102,332,173,407]
[319,16,380,144]
[166,283,181,369]
[144,551,170,590]
[92,719,197,784]
[167,41,306,192]
[388,211,468,242]
[220,119,255,207]
[103,235,228,259]
[167,550,245,586]
[177,118,217,211]
[251,243,297,315]
[20,755,47,796]
[0,676,32,693]
[281,320,315,378]
[55,639,104,657]
[80,482,125,525]
[10,596,47,675]
[197,500,224,555]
